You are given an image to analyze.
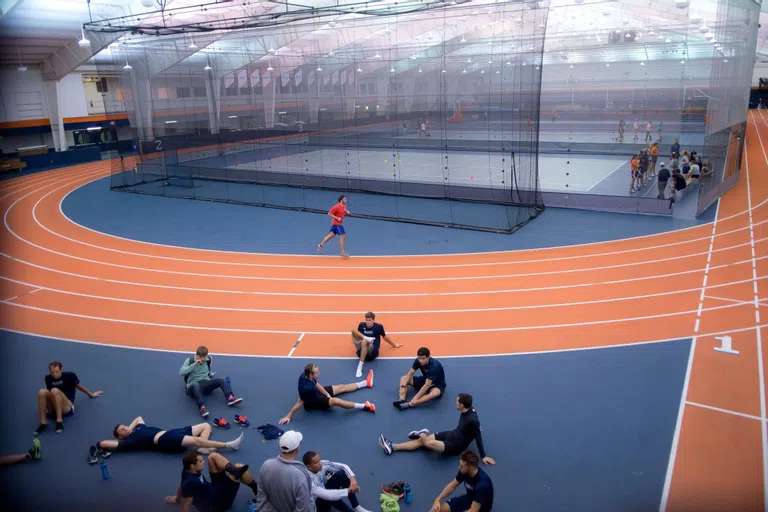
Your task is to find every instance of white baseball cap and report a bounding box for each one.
[279,430,303,453]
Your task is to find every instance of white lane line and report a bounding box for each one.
[659,336,696,512]
[2,272,767,316]
[288,333,305,357]
[704,295,759,306]
[3,247,768,298]
[685,400,764,422]
[0,297,751,335]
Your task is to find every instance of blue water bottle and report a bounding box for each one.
[247,502,256,512]
[100,461,110,480]
[226,376,232,391]
[404,483,412,504]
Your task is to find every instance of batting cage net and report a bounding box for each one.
[91,0,545,233]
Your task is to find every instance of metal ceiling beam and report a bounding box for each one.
[41,29,121,81]
[0,0,23,20]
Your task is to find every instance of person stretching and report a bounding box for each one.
[430,450,494,512]
[164,451,259,512]
[351,312,402,377]
[91,416,243,460]
[379,393,495,465]
[279,364,375,425]
[303,451,373,512]
[393,347,446,410]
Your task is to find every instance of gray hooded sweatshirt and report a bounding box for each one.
[255,455,316,512]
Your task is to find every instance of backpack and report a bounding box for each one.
[183,354,211,384]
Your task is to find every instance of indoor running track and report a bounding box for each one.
[0,112,767,512]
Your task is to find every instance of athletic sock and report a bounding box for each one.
[353,403,365,410]
[398,402,412,410]
[226,432,244,450]
[356,380,367,389]
[356,361,364,373]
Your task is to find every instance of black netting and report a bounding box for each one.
[93,1,544,233]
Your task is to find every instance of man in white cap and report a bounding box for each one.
[255,430,315,512]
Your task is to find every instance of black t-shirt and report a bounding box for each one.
[455,467,494,511]
[674,176,687,191]
[116,423,163,452]
[181,470,213,511]
[451,409,487,458]
[658,168,671,183]
[358,322,385,350]
[298,374,321,402]
[45,372,79,402]
[412,357,446,389]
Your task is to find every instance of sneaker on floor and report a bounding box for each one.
[364,401,375,413]
[200,405,210,418]
[227,395,243,406]
[378,434,394,456]
[29,438,41,461]
[365,369,374,388]
[408,429,430,440]
[55,422,64,433]
[392,399,406,410]
[87,446,99,465]
[95,444,112,459]
[34,423,47,435]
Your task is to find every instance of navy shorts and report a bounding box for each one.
[210,471,241,512]
[356,344,379,361]
[330,225,346,235]
[304,386,335,411]
[412,376,444,397]
[448,495,476,512]
[156,426,192,453]
[47,404,75,420]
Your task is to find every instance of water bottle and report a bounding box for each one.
[226,376,232,391]
[100,461,110,480]
[247,502,256,512]
[404,483,412,504]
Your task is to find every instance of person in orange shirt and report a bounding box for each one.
[317,195,351,258]
[650,143,659,177]
[630,155,639,193]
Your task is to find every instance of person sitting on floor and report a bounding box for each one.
[180,346,242,418]
[393,347,446,411]
[91,416,243,460]
[303,450,373,512]
[35,361,103,435]
[164,451,259,512]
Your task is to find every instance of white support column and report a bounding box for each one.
[263,73,276,128]
[42,79,66,151]
[204,69,220,134]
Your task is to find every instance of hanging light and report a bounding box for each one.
[124,60,132,70]
[460,36,466,43]
[357,66,362,72]
[204,63,212,71]
[267,62,274,72]
[390,67,395,72]
[268,47,276,55]
[462,68,467,73]
[317,66,322,71]
[188,40,197,49]
[373,53,381,59]
[78,25,90,48]
[418,67,423,73]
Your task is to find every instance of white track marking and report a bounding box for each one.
[748,110,768,512]
[659,336,696,512]
[685,400,764,422]
[2,248,767,298]
[1,273,766,315]
[0,297,751,335]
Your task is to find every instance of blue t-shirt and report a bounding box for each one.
[298,375,321,402]
[455,467,494,511]
[412,357,446,389]
[116,423,163,452]
[181,470,213,511]
[45,372,79,402]
[358,322,385,350]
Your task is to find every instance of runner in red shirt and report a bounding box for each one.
[317,195,350,258]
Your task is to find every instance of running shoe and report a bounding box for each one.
[364,401,375,413]
[55,422,64,433]
[214,417,231,429]
[227,394,243,406]
[365,369,374,388]
[234,415,250,427]
[200,405,210,418]
[34,423,47,435]
[87,446,98,465]
[408,429,430,440]
[96,444,112,459]
[392,399,406,410]
[378,434,393,455]
[29,438,41,461]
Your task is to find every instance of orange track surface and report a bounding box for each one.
[1,112,768,510]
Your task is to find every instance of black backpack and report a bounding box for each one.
[183,354,211,384]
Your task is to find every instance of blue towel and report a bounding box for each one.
[256,424,284,440]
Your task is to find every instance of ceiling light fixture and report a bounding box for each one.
[124,61,132,70]
[78,25,90,48]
